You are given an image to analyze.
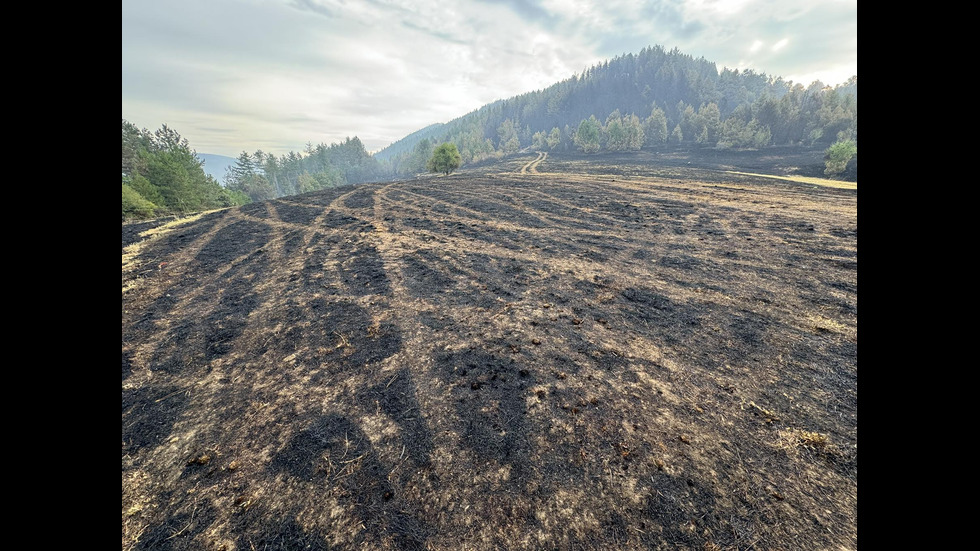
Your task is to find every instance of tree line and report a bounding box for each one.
[222,137,382,202]
[122,120,384,220]
[375,45,857,177]
[122,120,250,220]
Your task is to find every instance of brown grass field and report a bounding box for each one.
[122,148,857,550]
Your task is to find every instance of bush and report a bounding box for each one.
[122,183,158,219]
[825,139,857,177]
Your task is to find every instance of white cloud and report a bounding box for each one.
[122,0,856,157]
[684,0,754,16]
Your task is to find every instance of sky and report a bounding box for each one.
[122,0,856,158]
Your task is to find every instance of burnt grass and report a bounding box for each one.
[123,148,856,550]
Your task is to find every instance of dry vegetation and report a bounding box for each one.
[122,148,856,550]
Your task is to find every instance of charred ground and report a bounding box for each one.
[122,147,856,550]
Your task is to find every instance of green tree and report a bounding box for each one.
[297,172,320,194]
[226,151,257,191]
[643,107,668,147]
[696,126,709,144]
[122,120,248,219]
[561,125,575,151]
[678,102,697,142]
[604,110,626,151]
[241,174,276,202]
[225,189,252,206]
[144,151,199,212]
[574,116,602,153]
[497,119,521,154]
[261,153,287,196]
[718,117,745,148]
[697,102,721,145]
[546,127,561,150]
[824,139,857,177]
[406,138,435,174]
[622,113,645,150]
[531,130,548,150]
[747,120,772,148]
[427,142,462,175]
[122,119,151,176]
[126,172,164,206]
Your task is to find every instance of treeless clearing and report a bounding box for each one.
[123,148,856,550]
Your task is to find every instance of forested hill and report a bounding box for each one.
[374,45,857,177]
[373,123,445,162]
[124,44,856,221]
[123,122,385,220]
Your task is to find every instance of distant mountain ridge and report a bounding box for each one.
[197,153,237,183]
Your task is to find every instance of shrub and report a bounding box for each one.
[825,139,857,177]
[122,183,158,219]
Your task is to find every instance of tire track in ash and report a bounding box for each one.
[380,184,553,243]
[123,198,339,383]
[377,175,644,284]
[124,188,386,409]
[372,174,712,548]
[255,182,432,549]
[125,195,331,391]
[124,154,857,549]
[372,176,565,540]
[125,185,435,550]
[123,208,249,380]
[129,191,364,380]
[123,203,290,501]
[257,180,443,548]
[492,176,636,232]
[124,186,403,545]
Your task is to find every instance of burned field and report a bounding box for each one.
[122,149,857,550]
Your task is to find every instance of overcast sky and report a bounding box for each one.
[122,0,856,158]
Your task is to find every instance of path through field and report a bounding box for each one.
[519,151,548,174]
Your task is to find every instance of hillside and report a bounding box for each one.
[372,46,856,177]
[122,148,856,550]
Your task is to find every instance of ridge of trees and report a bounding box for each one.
[222,136,382,203]
[376,45,857,177]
